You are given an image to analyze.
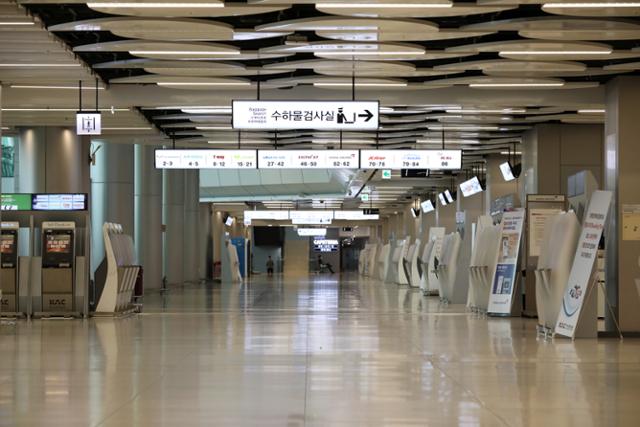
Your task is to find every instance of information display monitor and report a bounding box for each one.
[43,230,74,268]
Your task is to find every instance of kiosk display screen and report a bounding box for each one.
[43,231,74,268]
[1,232,17,266]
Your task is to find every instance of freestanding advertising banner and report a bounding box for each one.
[555,191,612,338]
[488,209,525,315]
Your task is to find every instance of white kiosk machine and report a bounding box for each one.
[0,222,20,314]
[41,222,76,313]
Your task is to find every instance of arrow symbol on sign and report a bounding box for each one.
[358,110,374,122]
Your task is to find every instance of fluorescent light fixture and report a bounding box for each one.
[196,126,233,130]
[1,108,129,112]
[500,161,522,182]
[10,85,105,90]
[578,109,605,114]
[421,200,435,213]
[315,51,423,56]
[444,190,455,204]
[543,2,640,8]
[314,82,407,87]
[182,108,231,114]
[459,176,484,197]
[0,22,34,26]
[428,125,499,131]
[316,2,453,8]
[298,228,327,237]
[102,127,153,131]
[1,127,9,130]
[469,82,565,88]
[129,51,238,56]
[0,63,81,67]
[438,193,448,206]
[445,108,526,114]
[157,82,251,87]
[87,2,224,8]
[500,50,611,55]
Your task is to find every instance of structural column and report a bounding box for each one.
[135,144,163,290]
[17,127,46,192]
[183,169,200,283]
[90,141,134,275]
[163,169,185,286]
[604,76,640,333]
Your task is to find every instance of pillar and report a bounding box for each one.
[604,76,640,333]
[163,169,185,286]
[90,141,134,275]
[183,170,200,283]
[198,203,213,280]
[17,127,45,192]
[485,155,520,215]
[135,145,163,290]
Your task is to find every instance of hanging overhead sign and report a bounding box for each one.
[76,112,101,135]
[555,191,612,338]
[334,210,379,220]
[257,150,359,169]
[244,211,289,222]
[289,210,333,225]
[488,209,525,315]
[232,100,379,130]
[360,150,462,170]
[155,149,257,169]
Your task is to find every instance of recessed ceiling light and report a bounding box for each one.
[87,2,224,8]
[543,2,640,8]
[500,50,612,55]
[316,3,453,8]
[445,108,526,114]
[1,108,129,112]
[182,108,232,114]
[197,126,233,130]
[578,109,606,113]
[10,85,105,90]
[469,83,565,88]
[314,51,423,56]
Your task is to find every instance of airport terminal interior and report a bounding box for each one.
[2,0,640,425]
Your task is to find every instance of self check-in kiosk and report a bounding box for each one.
[41,222,76,313]
[0,222,20,314]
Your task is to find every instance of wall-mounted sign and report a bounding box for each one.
[155,149,257,169]
[1,194,33,211]
[289,210,333,225]
[32,194,88,211]
[313,238,340,252]
[381,169,392,179]
[244,210,289,222]
[257,150,359,169]
[360,150,462,170]
[232,100,379,130]
[334,210,379,220]
[76,112,101,135]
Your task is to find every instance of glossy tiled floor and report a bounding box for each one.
[1,274,640,426]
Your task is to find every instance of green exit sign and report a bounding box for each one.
[382,170,392,180]
[360,193,370,202]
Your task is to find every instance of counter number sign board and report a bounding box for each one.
[155,149,257,169]
[257,150,359,169]
[76,112,101,135]
[360,150,462,170]
[233,100,379,130]
[555,191,612,338]
[488,209,525,315]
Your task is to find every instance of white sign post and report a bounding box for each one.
[555,190,612,338]
[233,100,379,130]
[488,209,525,315]
[76,112,102,135]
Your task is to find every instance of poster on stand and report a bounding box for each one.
[488,209,525,315]
[555,191,612,338]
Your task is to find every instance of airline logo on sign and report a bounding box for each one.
[257,150,359,169]
[360,150,462,170]
[155,150,257,169]
[233,101,379,130]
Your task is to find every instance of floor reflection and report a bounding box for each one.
[0,273,638,426]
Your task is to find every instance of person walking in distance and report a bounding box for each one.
[266,256,274,277]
